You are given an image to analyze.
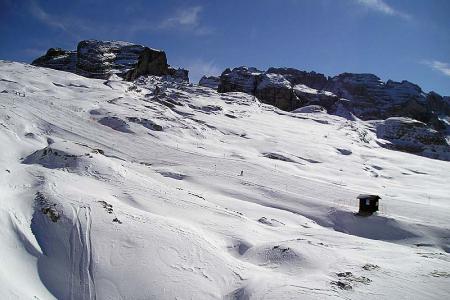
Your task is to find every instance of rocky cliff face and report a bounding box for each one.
[32,40,189,82]
[217,66,262,94]
[267,67,329,90]
[217,67,331,111]
[255,73,300,111]
[326,73,430,121]
[217,67,337,111]
[75,40,145,79]
[198,75,220,89]
[216,66,449,126]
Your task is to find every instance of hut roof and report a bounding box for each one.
[357,194,381,200]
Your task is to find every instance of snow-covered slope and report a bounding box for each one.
[1,61,449,299]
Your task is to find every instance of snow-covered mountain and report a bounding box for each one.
[1,55,449,299]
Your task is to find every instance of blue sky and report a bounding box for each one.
[1,0,449,95]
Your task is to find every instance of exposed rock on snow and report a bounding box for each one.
[292,105,327,114]
[98,116,134,133]
[374,117,450,160]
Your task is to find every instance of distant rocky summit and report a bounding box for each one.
[32,40,188,82]
[213,66,449,128]
[215,66,448,127]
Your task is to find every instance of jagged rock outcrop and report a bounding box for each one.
[31,48,77,73]
[168,67,189,82]
[199,76,220,89]
[123,47,169,81]
[32,40,189,82]
[374,117,450,161]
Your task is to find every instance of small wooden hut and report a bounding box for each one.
[357,194,380,216]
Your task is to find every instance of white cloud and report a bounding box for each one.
[422,60,450,77]
[159,6,212,36]
[160,6,202,28]
[28,0,67,31]
[354,0,411,20]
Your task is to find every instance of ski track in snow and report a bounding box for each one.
[70,205,95,300]
[1,61,450,299]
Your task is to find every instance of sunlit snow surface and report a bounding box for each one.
[1,61,449,299]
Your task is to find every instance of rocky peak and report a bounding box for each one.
[32,40,189,82]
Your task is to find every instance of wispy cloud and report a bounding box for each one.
[160,6,202,28]
[159,6,213,36]
[25,2,212,39]
[181,59,221,83]
[354,0,411,20]
[28,0,67,31]
[422,60,450,77]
